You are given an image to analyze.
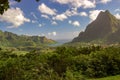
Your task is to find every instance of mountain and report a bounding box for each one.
[72,10,120,44]
[0,30,56,47]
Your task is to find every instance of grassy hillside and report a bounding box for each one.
[89,75,120,80]
[0,30,56,47]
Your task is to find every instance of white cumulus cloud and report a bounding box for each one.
[100,0,112,4]
[53,14,68,21]
[38,3,57,16]
[89,10,104,21]
[53,0,96,9]
[69,20,80,27]
[61,8,88,18]
[0,7,30,28]
[64,8,78,17]
[72,21,80,27]
[114,13,120,20]
[51,21,57,25]
[79,12,88,17]
[53,0,70,4]
[48,31,57,36]
[82,0,96,9]
[41,14,50,19]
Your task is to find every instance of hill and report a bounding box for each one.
[0,30,56,47]
[72,10,120,44]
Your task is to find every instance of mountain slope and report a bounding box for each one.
[0,30,56,47]
[72,10,120,44]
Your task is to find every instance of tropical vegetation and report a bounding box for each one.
[0,45,120,80]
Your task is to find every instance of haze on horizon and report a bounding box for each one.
[0,0,120,41]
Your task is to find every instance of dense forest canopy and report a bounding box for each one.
[0,45,120,80]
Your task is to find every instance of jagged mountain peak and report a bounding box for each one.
[99,10,110,15]
[72,10,120,44]
[105,10,110,13]
[96,10,115,22]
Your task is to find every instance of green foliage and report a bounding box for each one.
[65,68,86,80]
[0,0,9,15]
[0,48,59,80]
[0,45,120,80]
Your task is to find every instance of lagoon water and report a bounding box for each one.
[48,39,71,47]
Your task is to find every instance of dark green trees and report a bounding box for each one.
[0,45,120,79]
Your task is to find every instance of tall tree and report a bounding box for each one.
[0,0,40,15]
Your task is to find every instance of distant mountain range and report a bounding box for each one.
[72,10,120,44]
[0,30,56,47]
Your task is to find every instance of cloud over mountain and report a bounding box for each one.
[115,13,120,20]
[89,10,104,21]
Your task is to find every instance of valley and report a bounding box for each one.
[0,0,120,79]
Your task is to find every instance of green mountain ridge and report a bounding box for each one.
[72,10,120,44]
[0,30,56,47]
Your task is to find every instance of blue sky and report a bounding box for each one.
[0,0,120,41]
